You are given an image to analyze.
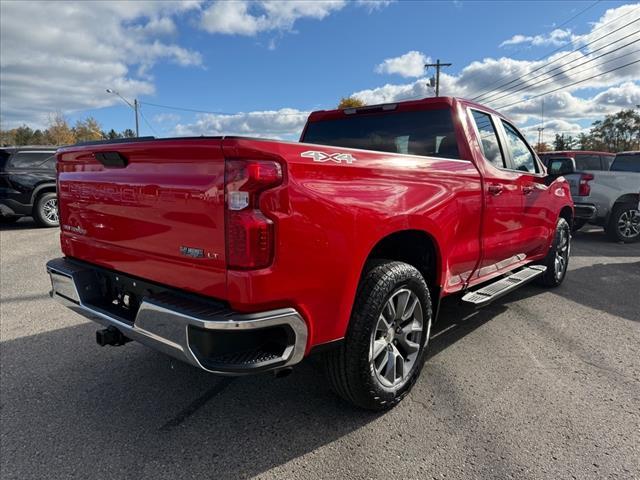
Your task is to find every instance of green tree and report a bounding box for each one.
[121,128,136,138]
[106,129,122,140]
[553,134,575,151]
[588,109,640,152]
[338,97,365,109]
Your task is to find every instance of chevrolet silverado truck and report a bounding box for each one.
[46,97,574,410]
[551,151,639,242]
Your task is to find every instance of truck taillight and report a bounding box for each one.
[225,159,282,269]
[578,173,594,196]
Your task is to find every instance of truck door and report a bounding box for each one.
[498,119,554,258]
[468,110,527,282]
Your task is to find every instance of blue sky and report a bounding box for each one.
[1,1,638,143]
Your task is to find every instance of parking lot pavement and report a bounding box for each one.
[1,219,639,480]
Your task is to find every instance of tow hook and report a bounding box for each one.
[96,326,131,347]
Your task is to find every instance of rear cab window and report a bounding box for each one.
[574,154,601,171]
[611,153,640,173]
[302,108,461,159]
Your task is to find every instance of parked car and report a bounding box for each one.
[46,97,574,410]
[0,146,59,227]
[556,150,639,242]
[539,150,615,171]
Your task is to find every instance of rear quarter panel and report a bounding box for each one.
[223,138,482,347]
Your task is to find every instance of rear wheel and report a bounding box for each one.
[323,261,432,411]
[536,217,570,288]
[33,192,59,227]
[606,203,640,243]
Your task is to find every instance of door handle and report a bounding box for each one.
[487,183,504,195]
[522,184,535,195]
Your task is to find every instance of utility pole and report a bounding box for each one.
[424,59,452,96]
[537,97,545,151]
[106,89,139,137]
[134,99,139,138]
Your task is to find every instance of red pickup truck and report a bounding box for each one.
[47,97,574,410]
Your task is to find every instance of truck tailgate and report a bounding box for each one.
[57,139,228,299]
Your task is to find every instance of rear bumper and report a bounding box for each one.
[46,257,308,375]
[573,203,597,220]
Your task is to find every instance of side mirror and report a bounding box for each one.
[547,157,576,176]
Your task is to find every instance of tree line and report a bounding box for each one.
[536,109,639,153]
[0,114,136,147]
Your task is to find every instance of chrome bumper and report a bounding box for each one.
[46,258,308,375]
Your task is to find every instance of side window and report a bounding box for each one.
[470,110,505,168]
[574,154,600,171]
[8,152,55,169]
[501,121,538,173]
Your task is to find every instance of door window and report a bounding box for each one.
[470,110,505,168]
[501,121,538,173]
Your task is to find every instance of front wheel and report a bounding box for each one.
[323,261,432,411]
[536,217,570,288]
[606,203,640,243]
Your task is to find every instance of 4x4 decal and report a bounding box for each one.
[301,151,356,164]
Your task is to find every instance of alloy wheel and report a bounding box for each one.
[617,209,640,240]
[554,226,569,281]
[369,288,424,389]
[43,198,59,223]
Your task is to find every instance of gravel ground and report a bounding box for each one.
[1,219,639,480]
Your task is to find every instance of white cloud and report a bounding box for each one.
[500,28,576,48]
[375,51,430,78]
[200,0,347,35]
[0,1,202,128]
[152,113,181,124]
[174,108,310,140]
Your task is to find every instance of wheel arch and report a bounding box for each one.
[559,205,574,229]
[361,229,441,302]
[30,183,57,206]
[612,193,639,206]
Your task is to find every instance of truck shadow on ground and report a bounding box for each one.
[571,227,640,258]
[1,297,505,480]
[0,217,43,231]
[505,260,640,323]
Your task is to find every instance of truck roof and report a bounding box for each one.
[307,96,505,123]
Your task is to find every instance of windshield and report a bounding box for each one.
[611,153,640,173]
[302,108,460,159]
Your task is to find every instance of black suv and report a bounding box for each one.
[0,147,59,227]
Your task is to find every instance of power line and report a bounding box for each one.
[480,36,640,106]
[137,106,159,136]
[471,11,640,102]
[139,100,309,116]
[494,58,640,110]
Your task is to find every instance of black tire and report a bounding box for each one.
[33,192,59,227]
[536,217,570,288]
[323,261,432,411]
[572,218,587,232]
[0,216,20,224]
[605,203,640,243]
